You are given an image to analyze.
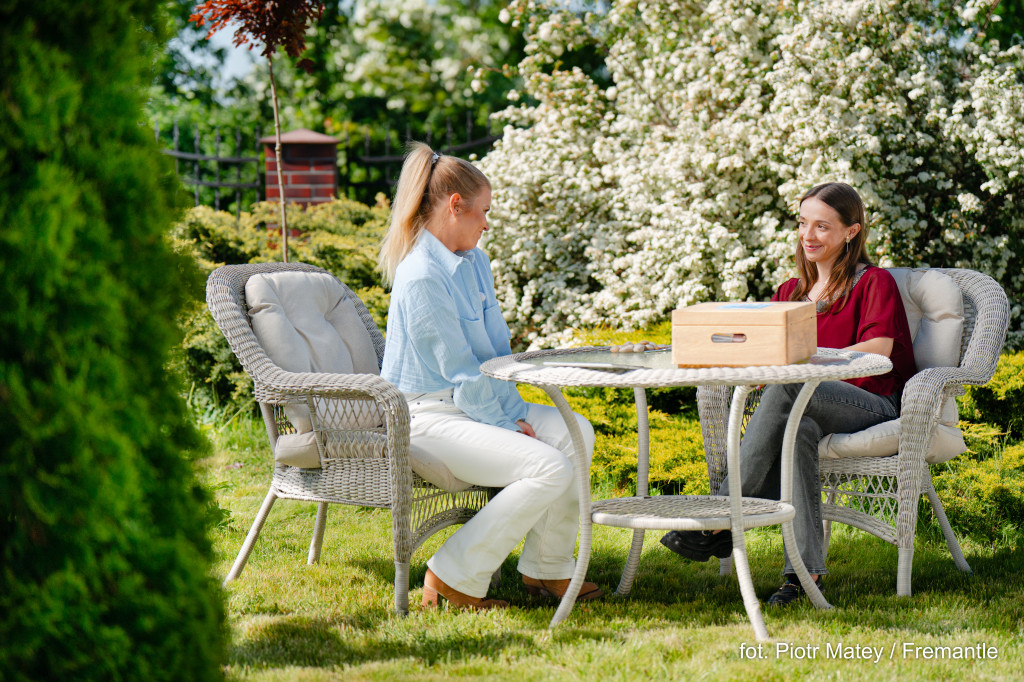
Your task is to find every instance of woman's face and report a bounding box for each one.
[446,187,491,252]
[797,196,859,268]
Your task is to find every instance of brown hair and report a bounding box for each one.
[378,142,490,286]
[789,182,872,313]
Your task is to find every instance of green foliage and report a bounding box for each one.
[989,0,1024,46]
[959,351,1024,438]
[171,197,390,415]
[281,0,525,143]
[0,1,225,678]
[929,440,1024,542]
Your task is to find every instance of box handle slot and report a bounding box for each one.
[711,333,747,343]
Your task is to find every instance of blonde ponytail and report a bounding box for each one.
[379,141,490,286]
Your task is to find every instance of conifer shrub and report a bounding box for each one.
[170,198,390,415]
[959,351,1024,439]
[0,2,225,678]
[928,440,1024,542]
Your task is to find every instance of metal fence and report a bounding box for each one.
[156,123,262,220]
[341,114,501,204]
[158,114,501,212]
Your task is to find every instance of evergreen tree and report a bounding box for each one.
[0,1,226,678]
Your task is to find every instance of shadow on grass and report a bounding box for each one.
[230,614,535,669]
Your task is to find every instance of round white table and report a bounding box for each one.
[480,346,892,640]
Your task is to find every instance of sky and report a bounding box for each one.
[211,29,262,82]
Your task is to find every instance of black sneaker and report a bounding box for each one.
[660,530,733,562]
[766,574,824,607]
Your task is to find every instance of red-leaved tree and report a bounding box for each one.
[190,0,325,262]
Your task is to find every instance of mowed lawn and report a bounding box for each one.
[199,390,1024,681]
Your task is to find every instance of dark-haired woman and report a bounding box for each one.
[379,142,602,610]
[661,182,916,605]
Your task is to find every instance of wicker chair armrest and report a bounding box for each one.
[260,367,404,404]
[259,368,411,471]
[897,368,961,471]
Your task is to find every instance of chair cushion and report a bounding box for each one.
[274,431,322,469]
[820,269,967,464]
[246,271,383,468]
[887,268,964,371]
[819,382,966,464]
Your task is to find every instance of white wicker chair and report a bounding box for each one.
[207,262,492,613]
[697,268,1009,596]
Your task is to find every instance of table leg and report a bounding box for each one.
[725,386,769,642]
[542,385,593,628]
[778,381,832,610]
[616,388,650,596]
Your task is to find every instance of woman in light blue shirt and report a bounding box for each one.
[380,142,601,610]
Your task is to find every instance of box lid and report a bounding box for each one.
[672,301,816,325]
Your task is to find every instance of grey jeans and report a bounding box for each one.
[717,381,899,576]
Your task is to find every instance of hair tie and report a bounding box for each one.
[431,152,441,166]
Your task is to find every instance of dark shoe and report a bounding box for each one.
[660,530,733,562]
[767,574,824,607]
[522,575,603,602]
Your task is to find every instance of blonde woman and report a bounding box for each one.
[380,142,602,609]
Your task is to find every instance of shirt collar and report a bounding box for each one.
[418,228,475,276]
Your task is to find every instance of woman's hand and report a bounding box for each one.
[516,420,536,438]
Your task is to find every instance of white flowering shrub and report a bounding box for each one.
[479,0,1024,349]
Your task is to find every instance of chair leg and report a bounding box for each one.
[307,502,329,565]
[897,546,915,597]
[225,489,278,584]
[925,481,972,574]
[395,561,410,615]
[616,529,646,596]
[719,555,733,577]
[822,486,837,563]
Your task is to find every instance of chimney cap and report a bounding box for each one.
[260,128,340,145]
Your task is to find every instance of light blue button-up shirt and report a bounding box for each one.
[382,229,529,431]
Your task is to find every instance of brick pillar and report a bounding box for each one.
[261,128,340,206]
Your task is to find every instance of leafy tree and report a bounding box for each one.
[0,0,226,679]
[191,0,326,262]
[282,0,525,143]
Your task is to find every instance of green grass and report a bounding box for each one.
[199,391,1024,681]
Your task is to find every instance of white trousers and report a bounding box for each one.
[407,391,595,598]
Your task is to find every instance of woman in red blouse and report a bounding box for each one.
[662,182,915,606]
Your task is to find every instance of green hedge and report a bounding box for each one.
[1,2,225,678]
[960,351,1024,439]
[170,199,390,417]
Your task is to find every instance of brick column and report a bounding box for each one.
[261,128,340,206]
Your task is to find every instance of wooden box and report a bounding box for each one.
[671,301,817,367]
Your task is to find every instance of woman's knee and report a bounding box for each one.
[536,450,573,492]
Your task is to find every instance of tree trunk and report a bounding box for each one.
[268,57,288,262]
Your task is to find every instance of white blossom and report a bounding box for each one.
[480,0,1024,349]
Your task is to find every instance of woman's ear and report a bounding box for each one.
[447,193,463,217]
[847,222,861,240]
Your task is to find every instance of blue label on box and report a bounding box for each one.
[716,302,773,310]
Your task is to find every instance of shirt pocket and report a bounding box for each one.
[459,313,493,358]
[482,302,510,346]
